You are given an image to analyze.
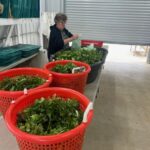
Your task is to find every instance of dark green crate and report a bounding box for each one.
[0,44,40,66]
[0,49,22,59]
[22,50,39,58]
[0,56,22,66]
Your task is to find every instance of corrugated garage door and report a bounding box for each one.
[65,0,150,45]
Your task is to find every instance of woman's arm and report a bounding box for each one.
[64,28,79,44]
[64,34,79,44]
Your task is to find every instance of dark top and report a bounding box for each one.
[47,24,73,59]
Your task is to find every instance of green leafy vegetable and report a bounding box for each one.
[0,75,46,91]
[52,62,78,73]
[17,95,83,135]
[55,48,103,65]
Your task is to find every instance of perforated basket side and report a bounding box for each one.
[0,68,52,116]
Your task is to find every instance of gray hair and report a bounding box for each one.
[54,13,67,24]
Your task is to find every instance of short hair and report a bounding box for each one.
[54,13,67,24]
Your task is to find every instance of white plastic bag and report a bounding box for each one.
[71,38,81,49]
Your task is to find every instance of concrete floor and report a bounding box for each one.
[1,44,150,150]
[83,45,150,150]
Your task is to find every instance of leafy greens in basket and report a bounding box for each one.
[17,95,83,135]
[55,48,103,65]
[52,62,78,74]
[0,75,46,91]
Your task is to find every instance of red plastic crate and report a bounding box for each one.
[81,40,103,47]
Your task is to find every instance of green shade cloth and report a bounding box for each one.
[0,0,10,18]
[0,0,39,18]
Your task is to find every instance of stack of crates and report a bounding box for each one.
[0,47,22,66]
[0,44,40,66]
[12,44,40,58]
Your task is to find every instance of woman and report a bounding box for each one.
[47,13,79,60]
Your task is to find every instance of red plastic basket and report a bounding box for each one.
[0,67,52,116]
[5,88,93,150]
[44,60,91,93]
[81,40,103,47]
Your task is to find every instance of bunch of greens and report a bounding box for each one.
[55,48,103,65]
[52,62,78,73]
[0,75,46,91]
[17,96,83,135]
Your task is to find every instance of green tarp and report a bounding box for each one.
[21,0,32,18]
[0,0,10,18]
[0,0,39,18]
[10,0,23,18]
[31,0,40,18]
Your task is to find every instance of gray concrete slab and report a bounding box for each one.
[83,61,150,150]
[0,117,18,150]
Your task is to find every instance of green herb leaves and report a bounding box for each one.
[17,96,83,135]
[55,48,103,65]
[0,75,46,91]
[52,62,77,74]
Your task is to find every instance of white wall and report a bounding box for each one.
[40,0,46,12]
[45,0,64,13]
[0,19,40,47]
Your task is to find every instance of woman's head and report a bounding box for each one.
[54,13,67,30]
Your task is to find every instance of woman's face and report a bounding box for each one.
[56,22,66,31]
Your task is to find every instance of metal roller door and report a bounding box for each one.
[65,0,150,45]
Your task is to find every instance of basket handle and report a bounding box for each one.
[83,102,93,123]
[11,88,28,104]
[24,88,28,95]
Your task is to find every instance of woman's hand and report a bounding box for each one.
[72,34,79,40]
[64,34,79,44]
